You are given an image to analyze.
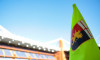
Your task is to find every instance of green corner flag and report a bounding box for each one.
[69,4,100,60]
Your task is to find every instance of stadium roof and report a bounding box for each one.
[0,25,59,53]
[0,25,72,52]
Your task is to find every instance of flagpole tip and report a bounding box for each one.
[73,4,76,7]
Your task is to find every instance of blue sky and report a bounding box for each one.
[0,0,100,47]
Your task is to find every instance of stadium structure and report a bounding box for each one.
[0,25,69,60]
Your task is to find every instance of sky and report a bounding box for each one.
[0,0,100,50]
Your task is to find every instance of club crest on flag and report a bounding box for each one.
[71,20,93,50]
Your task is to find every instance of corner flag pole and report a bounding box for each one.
[59,40,67,60]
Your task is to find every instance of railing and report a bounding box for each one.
[0,45,56,60]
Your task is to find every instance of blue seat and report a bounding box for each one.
[4,49,12,56]
[44,55,48,59]
[40,54,44,59]
[15,51,27,57]
[11,50,15,54]
[29,53,35,58]
[48,55,55,59]
[0,49,4,56]
[34,54,40,59]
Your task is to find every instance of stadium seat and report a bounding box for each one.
[29,53,35,58]
[3,49,12,56]
[15,51,27,57]
[0,49,4,56]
